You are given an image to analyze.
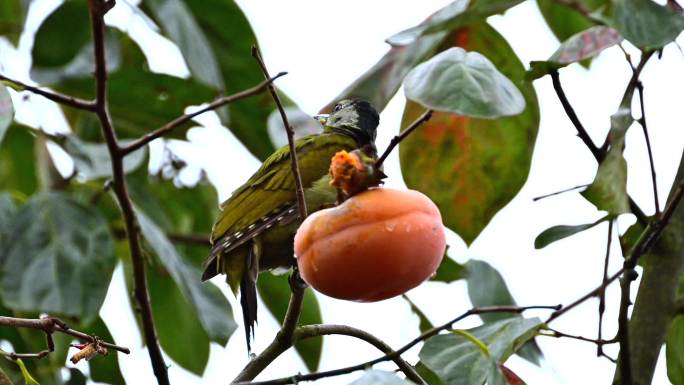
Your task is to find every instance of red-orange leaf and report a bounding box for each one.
[500,364,527,385]
[400,23,539,245]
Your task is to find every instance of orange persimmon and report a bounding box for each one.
[294,187,445,301]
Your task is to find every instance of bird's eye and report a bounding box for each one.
[333,104,343,113]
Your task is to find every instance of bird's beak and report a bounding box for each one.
[313,114,329,126]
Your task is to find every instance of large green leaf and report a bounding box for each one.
[135,208,236,345]
[0,124,36,196]
[404,47,525,118]
[148,266,210,375]
[465,260,543,365]
[0,84,13,147]
[144,0,276,160]
[534,216,607,249]
[0,193,116,323]
[613,0,684,49]
[257,273,322,371]
[53,37,216,139]
[63,136,147,180]
[31,0,89,69]
[527,26,622,80]
[86,318,125,385]
[668,316,684,384]
[400,23,539,245]
[536,0,605,44]
[327,32,447,113]
[142,0,222,89]
[581,108,632,215]
[419,317,543,385]
[0,0,29,46]
[349,370,416,385]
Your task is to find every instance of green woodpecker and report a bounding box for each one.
[202,99,380,350]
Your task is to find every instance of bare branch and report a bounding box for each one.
[597,221,613,358]
[0,316,130,355]
[375,109,433,169]
[0,74,96,111]
[119,72,287,156]
[87,1,168,384]
[234,305,560,385]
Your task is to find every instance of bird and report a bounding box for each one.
[202,99,380,351]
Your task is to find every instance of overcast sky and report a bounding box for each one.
[4,0,684,384]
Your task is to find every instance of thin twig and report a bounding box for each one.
[295,325,425,385]
[0,74,96,111]
[532,183,590,201]
[549,68,649,224]
[0,316,130,354]
[375,109,433,169]
[233,47,311,384]
[87,1,169,384]
[119,72,286,156]
[636,81,660,216]
[251,46,306,220]
[112,227,210,246]
[598,221,613,358]
[233,305,560,385]
[547,178,684,325]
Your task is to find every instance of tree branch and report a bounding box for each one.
[0,74,96,111]
[375,109,433,169]
[233,47,311,384]
[294,324,425,385]
[233,305,560,385]
[597,221,613,358]
[636,80,660,216]
[0,315,130,359]
[87,1,169,384]
[119,72,286,156]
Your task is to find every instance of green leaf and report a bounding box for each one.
[14,359,39,385]
[534,217,607,249]
[613,0,684,49]
[1,192,116,323]
[387,0,525,46]
[400,23,539,245]
[0,0,29,46]
[327,32,447,113]
[0,124,37,195]
[349,370,416,385]
[415,362,444,385]
[465,260,543,365]
[144,0,277,160]
[31,0,89,69]
[536,0,605,44]
[148,267,210,375]
[402,295,434,333]
[64,369,86,385]
[0,193,17,253]
[430,254,466,283]
[53,36,216,139]
[86,318,125,385]
[0,84,13,146]
[419,317,543,385]
[668,316,684,385]
[142,0,222,89]
[63,136,147,180]
[135,208,236,345]
[257,273,322,371]
[404,47,525,118]
[527,26,622,80]
[581,108,632,215]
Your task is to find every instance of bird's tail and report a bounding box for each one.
[240,244,259,352]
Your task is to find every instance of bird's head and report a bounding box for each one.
[320,99,379,145]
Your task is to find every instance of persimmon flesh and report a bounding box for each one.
[294,188,446,301]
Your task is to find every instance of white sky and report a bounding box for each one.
[3,0,684,384]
